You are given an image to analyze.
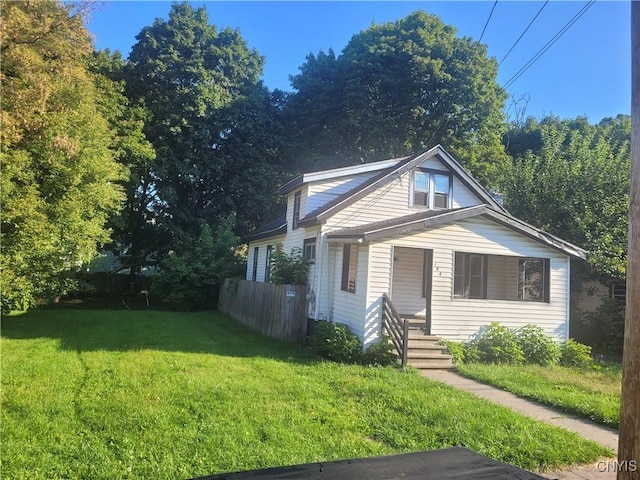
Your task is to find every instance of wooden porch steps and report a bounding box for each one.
[405,332,454,370]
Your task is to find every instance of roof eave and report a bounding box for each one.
[243,225,287,243]
[479,209,587,260]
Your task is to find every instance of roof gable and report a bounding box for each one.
[298,145,507,227]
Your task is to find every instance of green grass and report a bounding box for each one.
[2,309,612,479]
[457,363,622,428]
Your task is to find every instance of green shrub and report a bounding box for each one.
[515,325,561,366]
[581,298,625,355]
[441,340,466,365]
[470,322,524,364]
[464,345,481,363]
[560,339,594,368]
[269,245,309,285]
[309,320,363,363]
[363,336,397,366]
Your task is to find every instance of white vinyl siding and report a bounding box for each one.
[330,243,368,343]
[325,169,482,232]
[372,217,569,342]
[364,243,393,347]
[245,236,286,282]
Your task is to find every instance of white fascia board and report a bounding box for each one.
[302,158,406,184]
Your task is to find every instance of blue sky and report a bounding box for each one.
[86,1,631,122]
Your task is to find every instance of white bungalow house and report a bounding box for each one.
[244,145,586,365]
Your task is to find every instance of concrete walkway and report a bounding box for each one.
[421,370,619,480]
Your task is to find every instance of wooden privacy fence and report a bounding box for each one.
[218,279,308,344]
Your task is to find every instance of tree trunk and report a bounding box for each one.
[618,2,640,479]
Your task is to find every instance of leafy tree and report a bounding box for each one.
[287,11,508,183]
[151,216,245,309]
[1,0,125,311]
[499,115,630,279]
[90,50,158,290]
[126,2,281,239]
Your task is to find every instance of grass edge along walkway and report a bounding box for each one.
[456,362,622,428]
[1,309,614,480]
[422,369,619,452]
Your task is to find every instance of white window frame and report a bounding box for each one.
[411,169,452,210]
[303,237,316,264]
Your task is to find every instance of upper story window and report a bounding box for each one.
[411,169,451,209]
[303,238,316,264]
[292,191,301,230]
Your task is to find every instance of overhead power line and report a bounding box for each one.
[503,0,596,90]
[499,1,549,67]
[477,1,499,45]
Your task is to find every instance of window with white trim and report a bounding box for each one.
[411,169,451,209]
[303,238,316,264]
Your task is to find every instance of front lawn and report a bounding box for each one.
[457,363,622,428]
[2,309,612,479]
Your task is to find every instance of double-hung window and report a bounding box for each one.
[413,171,430,206]
[518,258,550,302]
[303,238,316,264]
[453,252,487,299]
[412,169,451,209]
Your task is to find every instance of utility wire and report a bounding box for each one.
[477,1,499,45]
[498,1,549,67]
[504,0,596,90]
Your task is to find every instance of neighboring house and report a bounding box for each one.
[244,145,586,354]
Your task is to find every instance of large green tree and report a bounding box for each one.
[90,50,158,288]
[126,2,281,239]
[499,115,631,279]
[286,11,508,183]
[1,0,125,311]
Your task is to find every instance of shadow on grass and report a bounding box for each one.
[1,307,321,365]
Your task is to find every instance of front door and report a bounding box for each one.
[390,247,433,334]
